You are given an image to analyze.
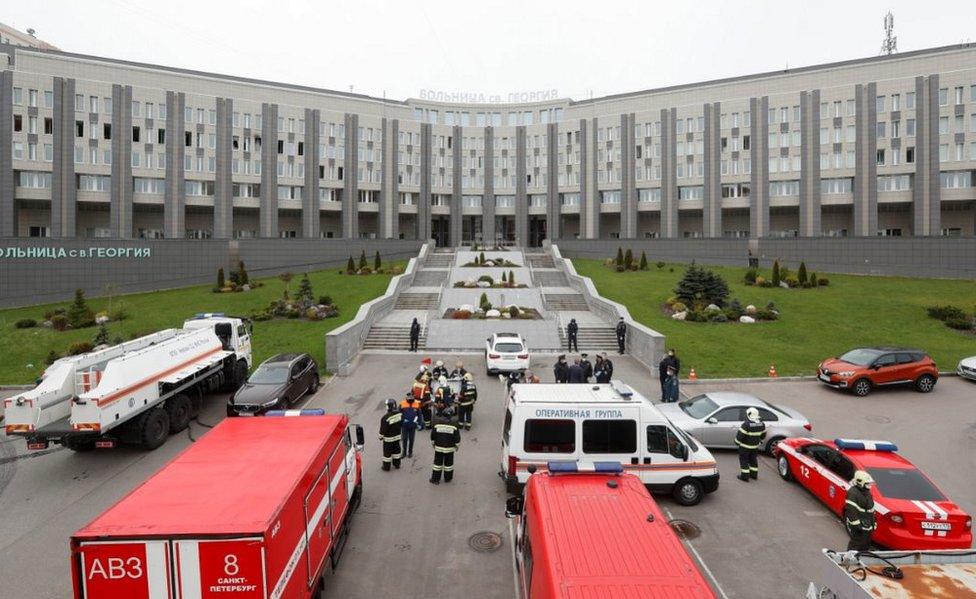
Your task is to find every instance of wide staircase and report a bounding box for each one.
[526,253,555,268]
[425,252,455,268]
[363,324,427,350]
[543,293,590,311]
[412,270,448,287]
[556,325,620,353]
[394,292,440,310]
[533,270,569,287]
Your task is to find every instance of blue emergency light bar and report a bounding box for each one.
[835,439,898,452]
[547,461,624,474]
[265,409,326,417]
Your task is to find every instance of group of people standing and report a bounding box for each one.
[657,349,681,402]
[565,317,629,355]
[380,358,478,485]
[552,353,615,384]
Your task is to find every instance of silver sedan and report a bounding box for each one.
[657,391,812,454]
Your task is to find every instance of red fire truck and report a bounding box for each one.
[505,462,717,599]
[70,410,364,599]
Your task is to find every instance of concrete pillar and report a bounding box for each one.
[661,108,679,238]
[51,77,77,237]
[854,82,878,237]
[799,90,822,237]
[451,125,462,246]
[303,108,320,238]
[0,71,12,236]
[749,96,769,238]
[259,102,278,238]
[165,91,186,238]
[482,126,496,243]
[702,102,722,238]
[418,123,432,241]
[546,122,560,240]
[620,113,637,239]
[213,97,233,238]
[515,126,528,245]
[342,112,359,239]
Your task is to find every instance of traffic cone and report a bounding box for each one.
[768,364,778,378]
[688,368,698,381]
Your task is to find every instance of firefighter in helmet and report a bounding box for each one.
[845,470,877,551]
[429,403,461,484]
[378,398,402,471]
[457,372,477,430]
[735,407,766,482]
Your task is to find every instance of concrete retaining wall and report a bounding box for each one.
[0,237,424,308]
[554,237,976,279]
[549,243,666,371]
[325,242,432,374]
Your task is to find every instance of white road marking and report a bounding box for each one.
[666,508,731,599]
[508,518,521,599]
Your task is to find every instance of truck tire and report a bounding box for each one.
[137,407,171,450]
[63,437,97,452]
[672,478,704,506]
[165,394,192,433]
[232,360,248,390]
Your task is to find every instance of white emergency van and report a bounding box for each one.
[499,381,720,505]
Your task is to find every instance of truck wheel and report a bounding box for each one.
[233,360,248,389]
[672,478,704,506]
[137,407,171,450]
[64,437,97,452]
[350,483,362,512]
[165,394,192,433]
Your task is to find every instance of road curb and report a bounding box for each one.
[0,385,33,391]
[680,372,960,384]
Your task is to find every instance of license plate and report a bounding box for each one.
[819,374,830,382]
[238,412,254,417]
[921,521,951,531]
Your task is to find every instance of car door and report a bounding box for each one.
[298,356,314,394]
[702,406,744,446]
[285,361,303,405]
[870,353,901,385]
[797,444,833,502]
[643,424,690,488]
[821,451,855,515]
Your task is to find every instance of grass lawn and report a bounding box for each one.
[574,259,976,378]
[0,267,398,384]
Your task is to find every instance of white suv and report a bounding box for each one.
[485,333,530,375]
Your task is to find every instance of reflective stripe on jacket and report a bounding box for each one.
[734,420,766,450]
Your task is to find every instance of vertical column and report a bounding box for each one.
[342,113,358,239]
[165,91,186,238]
[588,117,600,239]
[620,113,637,239]
[483,126,496,243]
[703,102,722,238]
[660,108,678,238]
[799,90,822,237]
[749,96,769,238]
[546,122,559,240]
[925,75,941,235]
[418,123,432,241]
[0,71,12,236]
[258,102,278,238]
[51,77,77,237]
[386,118,399,239]
[110,84,133,238]
[578,118,592,238]
[854,83,879,236]
[515,126,528,245]
[213,97,233,238]
[451,125,462,246]
[303,108,320,239]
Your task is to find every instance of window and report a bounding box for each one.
[938,88,948,106]
[582,420,636,454]
[13,114,22,132]
[600,190,621,204]
[524,419,575,453]
[940,171,972,188]
[876,149,885,166]
[769,181,799,196]
[638,188,662,202]
[76,121,84,138]
[821,178,853,194]
[29,226,50,237]
[77,175,110,192]
[132,126,140,143]
[955,86,964,105]
[12,87,22,105]
[906,147,915,164]
[185,180,215,196]
[646,425,685,459]
[906,119,915,137]
[876,95,885,113]
[877,174,912,191]
[939,144,948,161]
[891,94,901,111]
[133,178,165,194]
[906,92,915,109]
[876,122,886,138]
[17,171,52,188]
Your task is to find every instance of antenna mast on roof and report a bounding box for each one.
[880,12,897,56]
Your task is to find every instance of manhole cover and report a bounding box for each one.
[468,531,503,552]
[668,519,701,540]
[865,415,892,424]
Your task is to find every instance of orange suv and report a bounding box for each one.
[818,347,939,397]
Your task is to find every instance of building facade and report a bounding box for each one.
[2,42,976,246]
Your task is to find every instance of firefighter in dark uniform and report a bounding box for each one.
[735,407,766,481]
[457,372,477,430]
[845,470,877,551]
[434,375,454,408]
[429,405,461,484]
[378,398,402,471]
[449,360,467,379]
[431,360,449,380]
[615,317,627,354]
[409,318,421,352]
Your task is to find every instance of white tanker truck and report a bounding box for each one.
[3,314,251,451]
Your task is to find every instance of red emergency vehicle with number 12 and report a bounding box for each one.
[70,410,364,599]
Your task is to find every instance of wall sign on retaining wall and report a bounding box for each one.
[0,246,153,259]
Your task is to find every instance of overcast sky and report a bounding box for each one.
[7,0,976,102]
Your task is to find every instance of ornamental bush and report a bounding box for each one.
[216,268,225,290]
[798,262,808,285]
[615,247,624,267]
[67,289,95,329]
[346,256,356,274]
[14,318,36,329]
[744,268,757,284]
[374,251,382,271]
[673,263,730,307]
[67,341,94,356]
[944,316,974,331]
[624,249,634,270]
[772,260,781,287]
[927,305,967,321]
[359,250,368,270]
[639,251,648,270]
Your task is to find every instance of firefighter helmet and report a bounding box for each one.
[385,398,398,412]
[439,375,447,384]
[745,407,760,422]
[464,372,473,381]
[852,470,874,488]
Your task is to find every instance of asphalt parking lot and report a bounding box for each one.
[1,356,974,598]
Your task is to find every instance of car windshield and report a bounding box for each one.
[838,349,882,366]
[679,395,718,419]
[494,343,523,353]
[867,468,946,502]
[671,424,699,452]
[248,365,290,384]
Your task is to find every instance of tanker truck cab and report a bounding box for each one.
[500,381,719,506]
[183,313,252,360]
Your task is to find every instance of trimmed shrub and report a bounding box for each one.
[296,274,314,308]
[944,317,974,331]
[665,296,679,306]
[374,251,381,271]
[615,265,626,272]
[67,289,95,329]
[318,295,334,306]
[671,302,687,313]
[744,268,757,284]
[238,261,249,285]
[509,270,515,285]
[685,310,707,322]
[817,277,830,286]
[501,271,507,282]
[772,260,781,287]
[217,268,225,290]
[93,322,110,346]
[624,249,634,269]
[508,305,520,318]
[478,275,495,285]
[639,251,648,270]
[285,309,301,319]
[452,309,472,320]
[615,247,624,267]
[808,272,817,287]
[927,305,967,322]
[51,314,69,331]
[710,313,729,323]
[756,308,779,321]
[346,256,356,274]
[479,292,491,311]
[656,261,665,270]
[359,250,368,270]
[44,308,66,320]
[15,318,36,329]
[67,341,94,356]
[45,350,61,365]
[673,263,730,307]
[784,276,799,288]
[798,262,808,285]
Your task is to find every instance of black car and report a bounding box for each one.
[227,353,319,416]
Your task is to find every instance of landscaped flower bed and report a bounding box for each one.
[460,252,521,268]
[443,305,541,320]
[452,273,527,288]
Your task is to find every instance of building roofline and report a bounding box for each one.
[570,43,976,107]
[5,42,976,110]
[4,44,408,107]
